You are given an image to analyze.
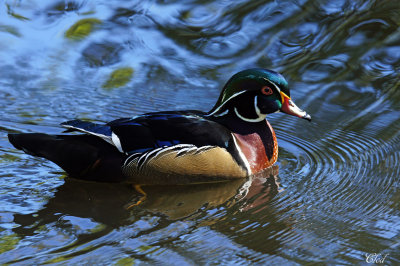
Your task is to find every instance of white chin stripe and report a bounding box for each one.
[254,95,262,117]
[234,107,266,122]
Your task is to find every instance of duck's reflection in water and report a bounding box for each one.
[13,165,280,234]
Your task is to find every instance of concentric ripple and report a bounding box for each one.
[265,118,400,259]
[277,123,399,197]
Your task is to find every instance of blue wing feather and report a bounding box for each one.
[61,111,232,156]
[61,120,112,138]
[108,111,232,153]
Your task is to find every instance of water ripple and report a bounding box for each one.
[272,123,400,240]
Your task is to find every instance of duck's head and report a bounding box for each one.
[208,68,311,122]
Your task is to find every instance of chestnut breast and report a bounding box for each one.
[232,121,278,174]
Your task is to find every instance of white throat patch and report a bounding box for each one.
[234,95,267,122]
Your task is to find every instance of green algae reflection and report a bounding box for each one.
[6,4,30,21]
[103,67,134,89]
[0,233,19,254]
[0,25,21,37]
[114,257,135,266]
[65,18,102,40]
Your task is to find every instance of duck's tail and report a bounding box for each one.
[8,133,125,182]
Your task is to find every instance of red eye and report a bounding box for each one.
[261,86,273,96]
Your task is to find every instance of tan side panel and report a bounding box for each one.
[124,147,247,185]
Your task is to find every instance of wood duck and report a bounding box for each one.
[8,68,311,185]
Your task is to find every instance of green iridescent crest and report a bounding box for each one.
[209,68,290,114]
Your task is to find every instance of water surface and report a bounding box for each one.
[0,0,399,264]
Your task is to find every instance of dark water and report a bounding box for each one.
[1,0,399,264]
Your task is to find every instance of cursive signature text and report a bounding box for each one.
[365,253,388,264]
